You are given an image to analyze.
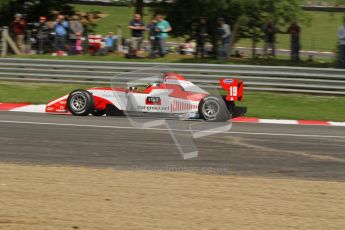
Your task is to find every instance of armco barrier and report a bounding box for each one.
[0,58,344,95]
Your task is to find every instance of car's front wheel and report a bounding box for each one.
[198,96,230,122]
[67,90,94,116]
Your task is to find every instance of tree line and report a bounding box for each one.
[1,0,307,57]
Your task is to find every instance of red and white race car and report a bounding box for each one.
[46,72,246,121]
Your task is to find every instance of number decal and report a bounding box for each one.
[146,97,161,105]
[229,87,238,97]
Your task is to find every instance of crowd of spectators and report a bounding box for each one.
[192,17,300,62]
[9,13,87,56]
[190,17,231,59]
[260,19,301,61]
[6,12,174,59]
[127,13,172,58]
[3,12,345,67]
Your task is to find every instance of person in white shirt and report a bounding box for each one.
[337,18,345,68]
[218,17,231,59]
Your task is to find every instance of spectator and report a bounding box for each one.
[104,32,117,52]
[155,14,172,57]
[287,21,301,61]
[75,33,83,55]
[36,16,50,54]
[337,17,345,68]
[262,19,278,58]
[128,14,145,58]
[147,17,158,58]
[80,16,91,53]
[218,17,231,59]
[69,15,84,55]
[95,40,108,56]
[180,38,194,55]
[195,18,208,58]
[11,13,26,53]
[53,15,69,55]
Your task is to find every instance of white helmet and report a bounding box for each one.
[146,82,160,88]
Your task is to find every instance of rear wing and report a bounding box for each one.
[220,78,244,102]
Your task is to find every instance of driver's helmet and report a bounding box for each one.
[146,81,160,88]
[128,86,137,91]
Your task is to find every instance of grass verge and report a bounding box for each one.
[1,81,344,121]
[0,81,95,104]
[241,92,345,121]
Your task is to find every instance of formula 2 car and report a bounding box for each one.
[45,72,246,121]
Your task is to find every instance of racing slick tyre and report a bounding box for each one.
[67,90,94,116]
[91,109,106,116]
[198,95,230,122]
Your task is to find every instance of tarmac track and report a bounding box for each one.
[0,111,344,181]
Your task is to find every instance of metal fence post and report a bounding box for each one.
[117,25,123,52]
[2,26,21,55]
[1,27,8,57]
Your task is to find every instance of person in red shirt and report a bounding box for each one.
[287,21,301,61]
[11,13,26,53]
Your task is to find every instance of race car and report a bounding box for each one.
[45,72,246,121]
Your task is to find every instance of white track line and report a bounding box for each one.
[0,120,344,139]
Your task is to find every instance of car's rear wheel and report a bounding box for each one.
[67,90,94,116]
[198,96,230,122]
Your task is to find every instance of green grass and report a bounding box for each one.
[238,11,345,52]
[72,4,345,52]
[1,81,344,121]
[0,81,99,104]
[240,92,345,121]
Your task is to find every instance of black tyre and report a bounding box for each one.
[91,109,106,116]
[67,90,94,116]
[198,96,230,122]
